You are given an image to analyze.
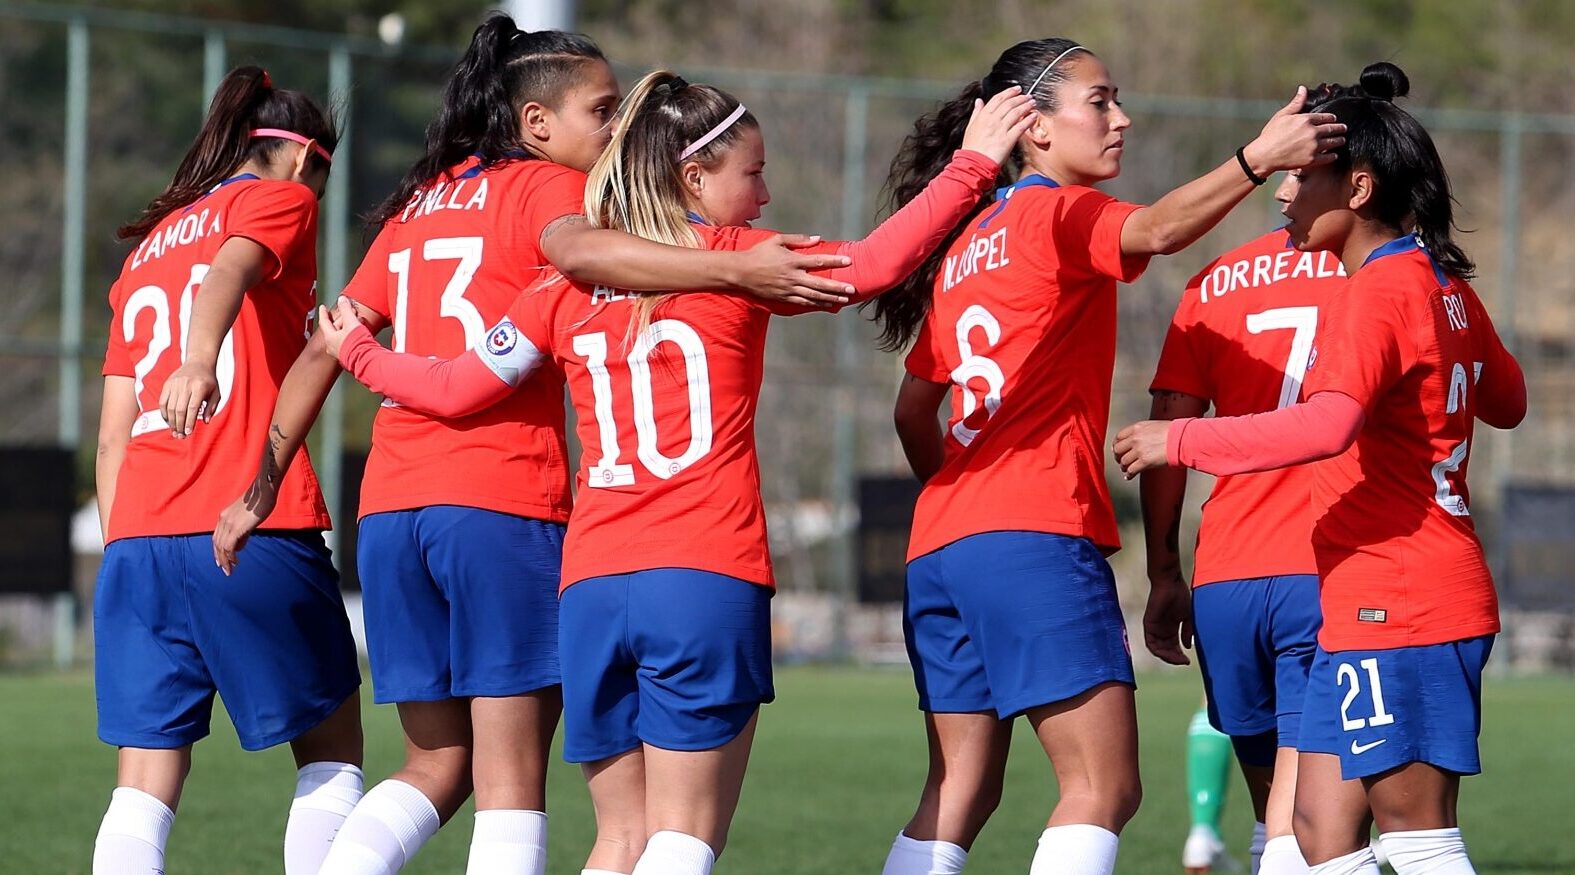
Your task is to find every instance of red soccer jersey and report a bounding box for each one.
[482,225,840,590]
[1150,228,1346,586]
[903,175,1148,561]
[1303,237,1516,651]
[102,177,331,542]
[344,157,584,522]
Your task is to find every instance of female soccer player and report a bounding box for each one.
[1115,63,1526,875]
[315,70,1035,875]
[1145,226,1348,875]
[864,38,1343,875]
[92,67,362,875]
[209,17,858,875]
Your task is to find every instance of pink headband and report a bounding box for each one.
[679,104,747,161]
[251,128,333,164]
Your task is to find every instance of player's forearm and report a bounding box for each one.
[338,324,513,418]
[1477,353,1528,429]
[1141,390,1206,579]
[262,333,343,480]
[181,265,250,367]
[1140,467,1187,582]
[828,150,1000,298]
[1120,160,1258,257]
[94,444,125,543]
[544,220,742,292]
[1170,390,1364,476]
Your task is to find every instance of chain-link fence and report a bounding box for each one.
[3,1,1571,666]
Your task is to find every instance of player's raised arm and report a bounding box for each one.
[803,87,1034,302]
[1117,87,1345,257]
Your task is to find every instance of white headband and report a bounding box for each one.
[1026,45,1088,96]
[679,104,748,161]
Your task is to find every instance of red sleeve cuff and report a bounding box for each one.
[1167,417,1194,467]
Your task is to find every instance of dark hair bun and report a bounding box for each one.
[1360,62,1409,102]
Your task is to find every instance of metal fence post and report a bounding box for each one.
[202,28,227,105]
[319,44,352,561]
[54,16,90,669]
[830,85,870,659]
[1491,113,1525,586]
[59,18,88,452]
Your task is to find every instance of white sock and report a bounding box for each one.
[881,831,968,875]
[582,870,628,875]
[631,830,715,875]
[93,787,175,875]
[1250,822,1269,875]
[1261,834,1311,875]
[1378,828,1475,874]
[286,762,365,875]
[1030,824,1119,875]
[1309,846,1382,875]
[466,809,548,875]
[317,779,440,875]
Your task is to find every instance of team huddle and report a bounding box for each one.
[90,12,1523,875]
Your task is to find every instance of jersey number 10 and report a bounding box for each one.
[573,320,715,487]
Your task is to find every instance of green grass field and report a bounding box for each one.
[3,668,1571,874]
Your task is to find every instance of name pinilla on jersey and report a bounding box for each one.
[397,175,490,223]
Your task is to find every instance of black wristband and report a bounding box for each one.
[1236,146,1267,186]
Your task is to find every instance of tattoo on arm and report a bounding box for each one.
[539,214,588,244]
[1152,390,1194,417]
[264,425,287,487]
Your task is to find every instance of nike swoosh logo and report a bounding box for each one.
[1350,738,1387,755]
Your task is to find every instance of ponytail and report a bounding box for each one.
[865,38,1087,351]
[1305,62,1475,280]
[368,13,605,227]
[119,65,337,241]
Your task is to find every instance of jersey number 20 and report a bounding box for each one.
[121,263,237,436]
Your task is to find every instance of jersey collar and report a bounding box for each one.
[1361,233,1448,285]
[978,173,1060,230]
[457,149,532,179]
[185,172,259,212]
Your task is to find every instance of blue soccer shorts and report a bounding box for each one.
[1193,574,1321,766]
[904,531,1135,719]
[357,507,564,703]
[558,568,774,764]
[94,532,360,751]
[1299,636,1494,780]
